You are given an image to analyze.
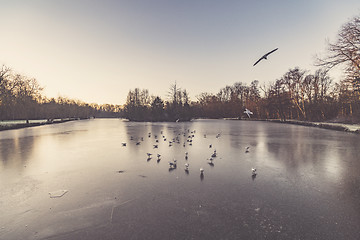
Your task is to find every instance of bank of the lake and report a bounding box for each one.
[228,118,360,134]
[266,119,360,134]
[2,117,360,135]
[0,118,80,131]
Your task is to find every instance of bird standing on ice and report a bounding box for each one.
[252,168,257,176]
[169,160,177,168]
[185,163,189,171]
[211,150,217,158]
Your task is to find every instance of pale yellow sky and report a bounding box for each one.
[0,1,359,104]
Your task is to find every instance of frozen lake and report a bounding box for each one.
[0,119,359,239]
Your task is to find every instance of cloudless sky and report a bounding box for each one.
[1,0,359,104]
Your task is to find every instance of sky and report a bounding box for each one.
[0,0,359,105]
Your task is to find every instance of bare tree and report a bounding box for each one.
[316,15,360,90]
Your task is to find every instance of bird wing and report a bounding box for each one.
[264,48,278,57]
[253,57,264,66]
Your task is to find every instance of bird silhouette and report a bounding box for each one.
[253,48,278,66]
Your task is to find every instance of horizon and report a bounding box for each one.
[1,1,359,105]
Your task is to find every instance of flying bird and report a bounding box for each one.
[253,48,278,66]
[244,108,253,118]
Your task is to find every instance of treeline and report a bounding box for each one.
[0,66,121,121]
[124,82,192,121]
[123,67,359,123]
[123,14,360,123]
[195,67,359,122]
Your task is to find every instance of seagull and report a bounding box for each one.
[185,163,189,171]
[252,168,257,176]
[245,146,250,153]
[169,159,177,168]
[200,168,204,175]
[253,48,278,66]
[244,108,253,118]
[157,154,161,159]
[185,152,188,160]
[121,142,126,146]
[153,144,158,148]
[147,153,152,157]
[209,144,212,148]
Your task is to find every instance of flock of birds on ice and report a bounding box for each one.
[121,127,257,179]
[118,48,280,179]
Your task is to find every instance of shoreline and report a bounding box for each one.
[265,119,360,134]
[1,117,360,134]
[0,118,80,132]
[226,118,360,134]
